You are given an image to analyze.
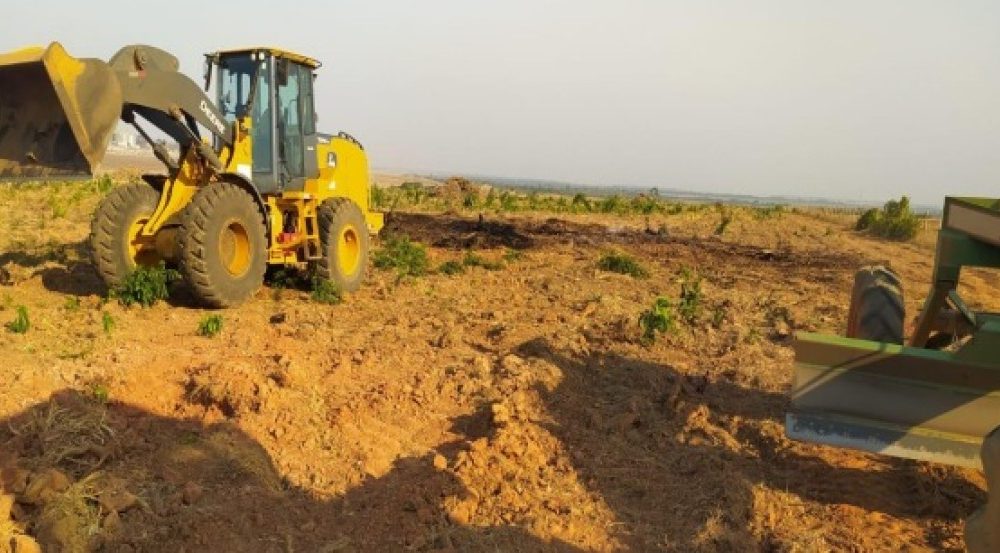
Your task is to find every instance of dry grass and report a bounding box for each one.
[35,472,104,552]
[12,401,116,474]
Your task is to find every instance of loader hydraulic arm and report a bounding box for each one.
[107,45,232,171]
[0,42,235,178]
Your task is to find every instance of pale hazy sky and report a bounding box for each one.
[4,1,1000,206]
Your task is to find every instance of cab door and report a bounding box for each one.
[275,58,318,190]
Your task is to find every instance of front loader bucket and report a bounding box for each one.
[0,42,122,179]
[787,329,1000,469]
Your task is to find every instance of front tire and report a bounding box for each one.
[846,265,904,344]
[314,198,369,292]
[178,183,267,308]
[90,182,162,288]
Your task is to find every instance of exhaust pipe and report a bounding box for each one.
[0,42,122,179]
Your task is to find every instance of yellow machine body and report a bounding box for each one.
[0,42,382,273]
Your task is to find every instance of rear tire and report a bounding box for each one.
[90,182,162,288]
[177,183,267,308]
[846,265,905,344]
[314,198,369,292]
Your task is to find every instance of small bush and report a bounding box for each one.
[598,195,626,214]
[677,267,703,324]
[463,251,503,271]
[714,205,734,235]
[711,305,727,328]
[631,196,662,215]
[90,381,110,404]
[95,175,115,194]
[752,204,786,220]
[371,186,388,210]
[64,296,81,311]
[639,297,676,345]
[101,311,116,334]
[499,191,518,212]
[597,252,648,279]
[437,260,466,275]
[854,196,922,241]
[503,248,525,263]
[855,208,879,231]
[111,263,178,307]
[197,314,224,337]
[373,236,429,278]
[311,278,343,305]
[6,305,29,334]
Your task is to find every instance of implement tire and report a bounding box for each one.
[314,198,369,292]
[90,182,162,288]
[846,265,904,344]
[178,182,267,308]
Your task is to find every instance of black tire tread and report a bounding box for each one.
[89,182,160,287]
[315,198,370,292]
[178,182,266,308]
[847,266,905,344]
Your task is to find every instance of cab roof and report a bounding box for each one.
[208,47,321,69]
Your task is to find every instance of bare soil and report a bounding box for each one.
[0,179,990,552]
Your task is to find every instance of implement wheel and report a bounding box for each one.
[90,182,162,288]
[846,265,904,344]
[178,182,267,308]
[314,198,369,292]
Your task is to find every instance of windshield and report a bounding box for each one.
[217,53,273,174]
[218,54,256,121]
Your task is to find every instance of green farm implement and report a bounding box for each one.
[786,197,1000,551]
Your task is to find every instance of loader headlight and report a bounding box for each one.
[327,152,337,168]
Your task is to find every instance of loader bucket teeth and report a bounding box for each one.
[0,42,122,178]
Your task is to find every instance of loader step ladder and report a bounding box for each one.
[302,210,322,261]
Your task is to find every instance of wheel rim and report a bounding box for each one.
[338,225,361,276]
[126,216,159,267]
[219,219,252,277]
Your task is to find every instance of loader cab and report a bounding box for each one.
[211,47,321,194]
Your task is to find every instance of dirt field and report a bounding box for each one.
[0,177,990,552]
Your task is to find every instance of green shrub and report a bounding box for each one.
[95,175,115,194]
[197,314,224,337]
[598,195,626,214]
[90,381,110,403]
[597,252,648,279]
[437,260,466,275]
[111,263,178,307]
[571,193,591,212]
[463,251,503,271]
[373,236,429,277]
[631,196,662,215]
[6,305,29,334]
[64,296,81,311]
[503,248,525,263]
[311,278,343,305]
[101,311,116,334]
[855,196,921,240]
[752,204,786,220]
[677,267,703,324]
[499,191,518,212]
[639,297,676,345]
[714,205,733,235]
[371,186,388,210]
[855,208,879,231]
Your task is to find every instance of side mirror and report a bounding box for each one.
[202,57,212,91]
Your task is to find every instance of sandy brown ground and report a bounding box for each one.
[0,179,991,552]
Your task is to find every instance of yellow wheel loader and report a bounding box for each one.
[0,42,383,307]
